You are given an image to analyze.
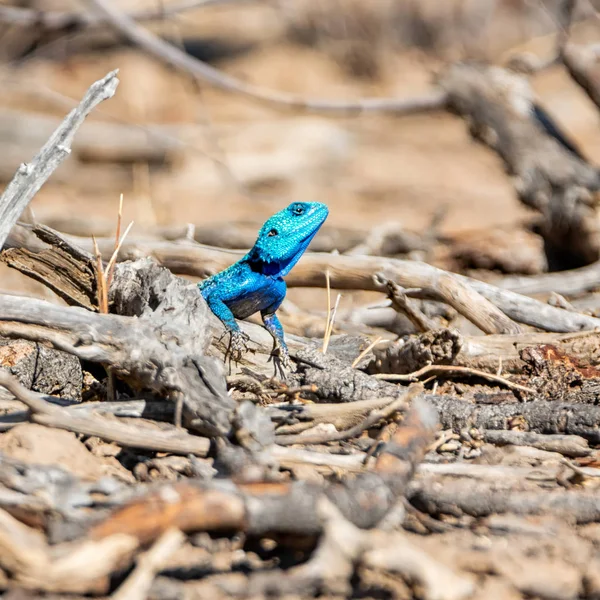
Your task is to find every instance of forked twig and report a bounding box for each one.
[374,364,535,394]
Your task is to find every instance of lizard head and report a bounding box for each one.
[249,202,329,276]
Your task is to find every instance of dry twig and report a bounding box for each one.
[0,71,119,250]
[374,364,535,394]
[85,0,448,115]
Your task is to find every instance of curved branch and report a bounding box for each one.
[0,0,237,31]
[85,0,448,115]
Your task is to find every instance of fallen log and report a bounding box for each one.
[437,61,600,269]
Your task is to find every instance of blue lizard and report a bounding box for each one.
[199,202,329,367]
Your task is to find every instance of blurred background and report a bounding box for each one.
[2,0,600,323]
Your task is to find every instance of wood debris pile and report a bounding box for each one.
[2,2,600,599]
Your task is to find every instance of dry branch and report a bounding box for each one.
[9,225,600,336]
[0,370,210,456]
[0,0,233,31]
[425,393,600,443]
[409,478,600,523]
[8,226,525,335]
[0,71,119,251]
[85,0,447,115]
[482,430,591,458]
[95,237,600,332]
[369,328,600,375]
[0,289,233,437]
[499,260,600,296]
[438,62,600,268]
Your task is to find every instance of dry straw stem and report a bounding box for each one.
[0,70,119,250]
[92,235,108,314]
[322,269,332,354]
[351,336,384,368]
[322,287,341,354]
[107,192,124,288]
[86,0,448,115]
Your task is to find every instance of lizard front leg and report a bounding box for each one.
[204,295,250,362]
[261,310,291,370]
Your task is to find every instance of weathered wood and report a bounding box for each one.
[30,231,597,333]
[369,329,600,375]
[0,290,233,436]
[0,338,82,400]
[5,225,523,335]
[438,62,600,269]
[0,371,211,457]
[425,393,600,443]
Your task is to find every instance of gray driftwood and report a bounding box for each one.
[0,285,233,436]
[20,231,598,333]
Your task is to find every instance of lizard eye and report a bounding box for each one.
[268,229,278,237]
[292,205,305,215]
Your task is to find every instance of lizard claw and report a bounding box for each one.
[218,329,250,364]
[229,330,250,362]
[278,345,292,370]
[268,340,292,377]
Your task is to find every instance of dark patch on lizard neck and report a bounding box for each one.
[245,251,285,278]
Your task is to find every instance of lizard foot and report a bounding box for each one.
[219,329,250,364]
[278,346,292,370]
[268,342,292,379]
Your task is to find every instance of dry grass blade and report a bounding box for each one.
[322,269,331,354]
[351,336,384,368]
[92,235,108,314]
[106,220,134,289]
[322,293,341,354]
